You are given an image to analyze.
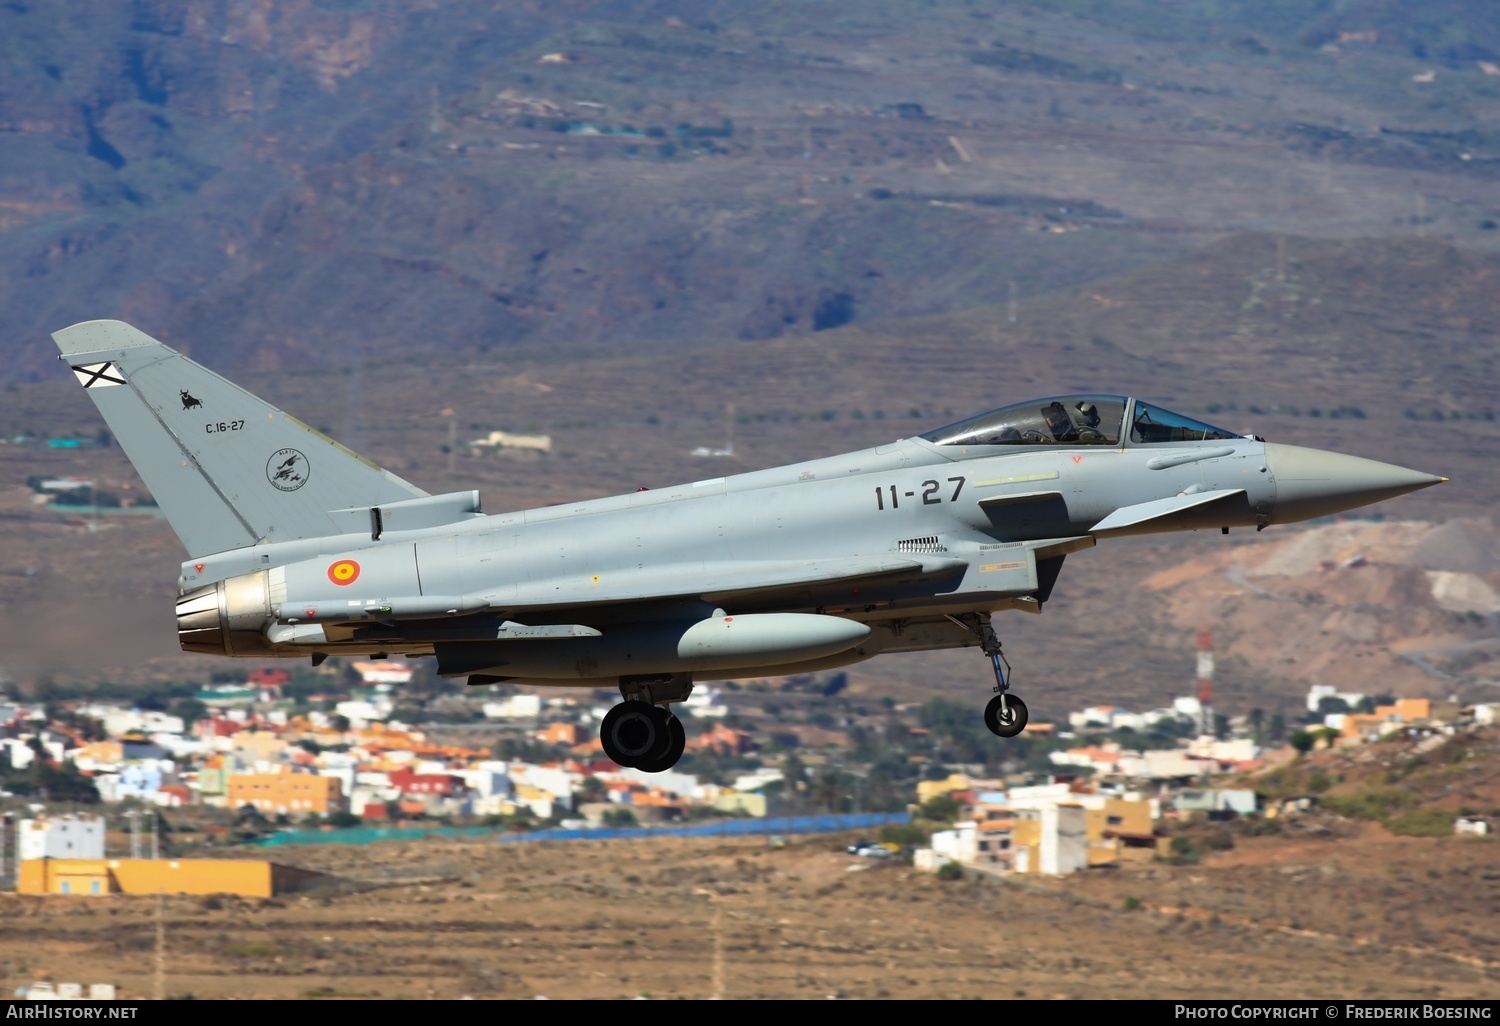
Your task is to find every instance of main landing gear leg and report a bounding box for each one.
[946,613,1029,739]
[599,674,691,772]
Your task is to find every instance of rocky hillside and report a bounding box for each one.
[6,0,1500,380]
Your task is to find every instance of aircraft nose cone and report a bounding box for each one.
[1266,443,1446,524]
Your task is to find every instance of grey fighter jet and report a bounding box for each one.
[54,320,1445,771]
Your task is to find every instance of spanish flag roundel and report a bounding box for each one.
[328,559,360,586]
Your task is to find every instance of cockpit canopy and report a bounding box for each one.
[921,396,1240,448]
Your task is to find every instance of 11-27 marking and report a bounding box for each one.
[875,477,965,510]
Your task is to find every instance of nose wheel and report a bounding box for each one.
[984,693,1028,738]
[946,612,1030,739]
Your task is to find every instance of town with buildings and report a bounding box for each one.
[1,644,1492,899]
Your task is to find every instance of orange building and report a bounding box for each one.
[228,772,344,816]
[536,722,582,746]
[1340,698,1454,741]
[18,858,325,897]
[688,723,756,756]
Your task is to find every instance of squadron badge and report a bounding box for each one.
[266,448,309,491]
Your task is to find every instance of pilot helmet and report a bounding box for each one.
[1075,401,1100,426]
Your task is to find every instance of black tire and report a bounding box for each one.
[984,694,1029,738]
[637,714,686,773]
[600,700,669,767]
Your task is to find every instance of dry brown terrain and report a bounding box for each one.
[0,821,1493,1001]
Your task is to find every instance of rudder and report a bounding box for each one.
[53,320,426,558]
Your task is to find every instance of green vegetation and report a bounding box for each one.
[1167,836,1204,865]
[1385,808,1457,837]
[918,794,963,823]
[935,861,965,881]
[1320,789,1419,821]
[0,739,99,803]
[878,823,929,847]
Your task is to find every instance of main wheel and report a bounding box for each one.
[984,694,1029,738]
[601,701,671,768]
[637,714,686,773]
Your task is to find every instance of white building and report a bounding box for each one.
[19,816,105,861]
[511,764,576,806]
[619,766,699,797]
[1306,684,1366,714]
[1068,705,1120,729]
[350,661,414,686]
[1013,804,1087,876]
[471,430,552,453]
[482,694,542,719]
[928,821,979,865]
[335,698,394,726]
[1117,750,1212,780]
[1,738,38,769]
[1005,783,1074,810]
[1172,696,1202,719]
[100,709,185,738]
[1186,737,1259,763]
[731,769,784,793]
[454,761,513,799]
[682,686,728,718]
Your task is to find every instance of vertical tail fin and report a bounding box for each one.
[53,320,426,558]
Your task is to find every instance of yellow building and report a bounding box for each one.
[228,772,344,815]
[1085,797,1157,866]
[916,774,969,804]
[1009,797,1157,873]
[713,792,768,817]
[17,858,325,897]
[232,730,290,763]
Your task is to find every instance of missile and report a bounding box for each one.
[276,595,487,623]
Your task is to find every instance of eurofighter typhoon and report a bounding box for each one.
[55,321,1445,771]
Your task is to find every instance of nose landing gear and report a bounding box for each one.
[946,612,1029,739]
[598,675,690,772]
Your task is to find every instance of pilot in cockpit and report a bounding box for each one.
[1074,400,1105,442]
